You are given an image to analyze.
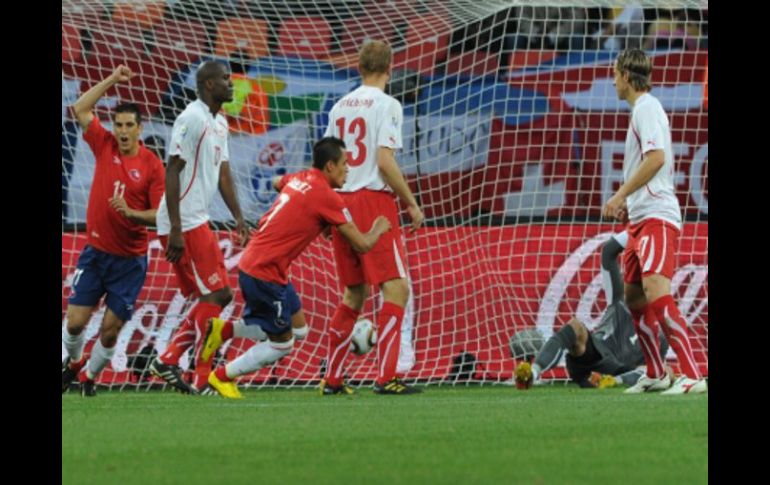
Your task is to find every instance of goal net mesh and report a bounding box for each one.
[62,0,708,389]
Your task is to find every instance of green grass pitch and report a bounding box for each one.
[62,386,707,484]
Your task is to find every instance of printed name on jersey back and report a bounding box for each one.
[287,178,312,194]
[340,98,374,108]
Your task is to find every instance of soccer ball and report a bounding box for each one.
[350,318,377,355]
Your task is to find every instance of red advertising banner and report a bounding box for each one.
[62,223,707,385]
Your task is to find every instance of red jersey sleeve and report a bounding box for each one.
[275,173,293,191]
[82,117,114,164]
[316,188,350,226]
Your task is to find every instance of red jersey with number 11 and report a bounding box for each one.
[82,117,165,257]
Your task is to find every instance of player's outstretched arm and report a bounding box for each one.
[377,147,424,232]
[218,161,249,245]
[337,215,391,253]
[600,235,626,305]
[71,65,132,131]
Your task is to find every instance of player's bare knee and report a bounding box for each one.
[66,306,92,334]
[291,311,308,340]
[268,332,295,356]
[571,342,587,356]
[210,287,233,307]
[343,284,368,311]
[568,318,587,339]
[642,275,670,302]
[624,284,646,309]
[381,278,409,307]
[270,329,294,343]
[100,311,124,347]
[66,319,86,335]
[100,332,118,348]
[291,309,306,327]
[97,327,119,348]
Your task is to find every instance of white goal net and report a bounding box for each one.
[62,0,708,389]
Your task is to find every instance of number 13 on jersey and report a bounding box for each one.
[335,117,367,166]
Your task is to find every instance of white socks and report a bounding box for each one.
[86,340,115,380]
[62,328,86,362]
[225,339,294,379]
[233,319,268,341]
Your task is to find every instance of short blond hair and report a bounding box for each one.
[616,49,652,92]
[358,40,391,77]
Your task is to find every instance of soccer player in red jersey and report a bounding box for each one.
[200,137,391,399]
[61,66,166,397]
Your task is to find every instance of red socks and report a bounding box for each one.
[214,365,232,383]
[324,304,359,387]
[159,318,195,366]
[375,302,405,386]
[189,303,223,389]
[630,305,666,379]
[159,301,222,390]
[650,295,702,379]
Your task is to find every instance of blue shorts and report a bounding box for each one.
[238,271,301,336]
[68,245,148,322]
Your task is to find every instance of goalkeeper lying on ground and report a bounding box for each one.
[510,231,670,389]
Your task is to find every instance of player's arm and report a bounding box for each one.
[600,232,627,305]
[109,198,158,226]
[603,149,664,220]
[271,175,285,192]
[336,216,391,253]
[616,149,665,198]
[218,161,249,245]
[377,147,424,232]
[164,155,186,263]
[71,65,131,131]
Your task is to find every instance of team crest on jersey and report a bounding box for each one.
[129,169,141,181]
[208,273,221,286]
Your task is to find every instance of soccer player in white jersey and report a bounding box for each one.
[602,49,706,395]
[321,40,425,395]
[149,61,249,394]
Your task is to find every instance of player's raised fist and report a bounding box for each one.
[111,65,132,83]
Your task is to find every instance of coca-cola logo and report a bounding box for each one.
[536,232,708,339]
